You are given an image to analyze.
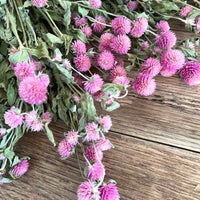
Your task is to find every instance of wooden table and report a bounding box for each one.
[1,21,200,200]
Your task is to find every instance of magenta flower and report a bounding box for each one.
[73,73,83,85]
[92,16,106,33]
[0,128,6,137]
[96,138,112,151]
[75,17,87,28]
[160,67,177,77]
[66,130,79,146]
[85,145,103,163]
[99,33,115,52]
[197,17,200,33]
[98,51,115,70]
[155,20,170,32]
[127,1,138,11]
[100,115,112,131]
[31,120,44,132]
[38,72,50,86]
[89,0,102,9]
[81,26,92,38]
[99,183,120,200]
[109,65,127,81]
[115,57,124,67]
[112,76,130,87]
[71,40,86,55]
[12,159,29,176]
[32,0,47,7]
[74,54,91,72]
[58,139,73,158]
[84,122,100,142]
[88,161,105,182]
[180,6,193,18]
[41,112,52,124]
[25,111,37,127]
[111,17,131,35]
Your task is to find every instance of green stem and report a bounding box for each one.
[75,147,85,180]
[87,16,111,27]
[175,0,200,12]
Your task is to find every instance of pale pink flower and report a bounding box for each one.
[38,72,50,86]
[30,57,42,71]
[112,76,130,87]
[85,145,103,163]
[111,17,131,35]
[32,0,47,7]
[127,1,138,11]
[74,54,91,72]
[99,33,115,52]
[41,112,52,124]
[96,138,112,151]
[63,59,71,70]
[66,130,79,146]
[89,0,102,9]
[12,159,29,176]
[54,52,62,62]
[153,46,163,54]
[156,31,176,49]
[75,17,87,28]
[109,65,127,81]
[180,6,193,18]
[81,26,92,38]
[58,139,73,158]
[197,17,200,33]
[98,51,115,70]
[0,128,6,137]
[92,16,106,33]
[99,183,120,200]
[31,120,44,132]
[160,67,177,77]
[84,122,100,142]
[25,111,37,127]
[155,20,170,32]
[100,115,112,131]
[88,161,105,182]
[71,40,86,55]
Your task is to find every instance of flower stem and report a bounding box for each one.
[175,0,200,12]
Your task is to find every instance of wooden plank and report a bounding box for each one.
[1,122,200,200]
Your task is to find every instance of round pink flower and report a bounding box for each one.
[84,122,99,142]
[156,31,176,49]
[98,51,115,70]
[110,35,131,55]
[19,76,48,105]
[127,1,138,11]
[58,139,73,158]
[197,17,200,33]
[71,40,86,55]
[4,107,24,128]
[180,6,193,18]
[75,17,87,28]
[111,17,131,35]
[30,57,42,71]
[66,130,79,146]
[99,33,115,52]
[133,73,156,96]
[74,54,91,72]
[32,0,47,7]
[160,67,177,77]
[81,26,92,38]
[109,65,127,81]
[130,17,148,38]
[12,159,29,176]
[84,74,104,94]
[155,20,170,32]
[89,0,102,9]
[96,138,112,151]
[180,61,200,85]
[31,120,44,132]
[71,13,79,23]
[88,161,105,182]
[25,111,37,127]
[38,72,50,86]
[112,76,130,87]
[100,115,112,131]
[140,57,162,77]
[41,112,52,124]
[92,16,106,33]
[99,183,120,200]
[85,145,103,163]
[0,128,6,137]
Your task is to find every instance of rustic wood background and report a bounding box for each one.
[1,20,200,199]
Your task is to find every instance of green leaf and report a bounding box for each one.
[44,33,63,47]
[45,123,56,146]
[23,1,33,8]
[4,148,15,160]
[11,156,20,167]
[105,101,120,112]
[78,6,89,16]
[9,49,29,65]
[1,177,12,184]
[7,78,17,106]
[102,83,125,96]
[0,0,7,6]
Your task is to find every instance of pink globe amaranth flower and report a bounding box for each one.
[85,145,103,163]
[98,51,115,70]
[19,75,48,105]
[111,17,131,35]
[130,17,148,38]
[180,61,200,86]
[84,122,100,142]
[155,20,170,32]
[71,40,86,55]
[74,54,91,72]
[110,35,131,55]
[31,120,44,132]
[72,94,80,102]
[75,17,87,28]
[109,65,127,81]
[99,183,120,200]
[88,161,105,182]
[127,1,138,11]
[81,26,92,38]
[14,61,36,81]
[180,6,193,18]
[41,112,52,124]
[197,17,200,33]
[0,128,6,137]
[30,57,42,71]
[133,73,156,96]
[58,139,73,158]
[92,16,106,33]
[161,49,185,72]
[92,90,103,102]
[115,57,124,67]
[89,0,102,9]
[32,0,47,7]
[71,13,79,23]
[77,181,98,200]
[112,76,130,87]
[160,67,177,77]
[96,138,112,151]
[73,73,84,85]
[140,57,162,77]
[37,72,50,86]
[140,41,149,51]
[156,31,176,49]
[99,33,115,52]
[12,159,29,176]
[63,59,71,70]
[84,74,104,94]
[25,111,37,127]
[66,130,79,146]
[100,115,112,131]
[4,107,24,128]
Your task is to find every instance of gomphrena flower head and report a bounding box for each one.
[88,161,105,182]
[14,61,36,81]
[112,76,130,87]
[127,1,138,11]
[98,51,115,70]
[156,31,177,49]
[4,106,24,128]
[180,61,200,85]
[133,73,156,96]
[41,112,52,124]
[19,75,49,105]
[161,49,185,73]
[99,33,115,52]
[25,110,37,127]
[180,6,193,18]
[96,138,112,151]
[81,26,92,38]
[85,145,103,163]
[111,17,131,35]
[84,122,100,142]
[109,65,127,81]
[155,20,170,32]
[0,128,6,137]
[66,130,79,146]
[130,17,148,38]
[12,159,29,176]
[75,17,87,28]
[89,0,102,9]
[99,183,120,200]
[100,115,112,131]
[32,0,47,7]
[38,72,50,86]
[160,67,177,77]
[110,35,131,55]
[71,40,86,55]
[58,139,73,158]
[74,54,91,72]
[197,17,200,33]
[140,57,162,77]
[92,16,106,33]
[31,120,44,132]
[84,74,104,94]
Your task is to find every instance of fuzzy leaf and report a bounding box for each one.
[45,123,56,146]
[9,49,29,65]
